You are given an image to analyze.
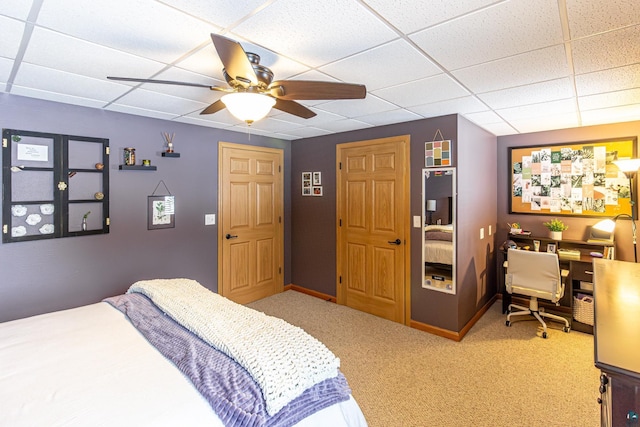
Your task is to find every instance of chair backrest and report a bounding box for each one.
[505,249,564,303]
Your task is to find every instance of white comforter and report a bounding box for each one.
[0,302,367,427]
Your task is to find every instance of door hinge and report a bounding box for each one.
[339,275,342,284]
[2,224,7,234]
[278,165,281,172]
[106,217,110,226]
[2,138,7,148]
[339,162,342,170]
[339,218,342,226]
[279,267,282,274]
[105,146,110,155]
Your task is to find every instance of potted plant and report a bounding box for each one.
[543,218,568,240]
[82,211,91,231]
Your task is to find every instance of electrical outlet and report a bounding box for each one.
[480,227,485,239]
[204,214,216,225]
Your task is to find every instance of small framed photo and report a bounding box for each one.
[312,186,323,196]
[312,171,322,185]
[547,243,556,253]
[148,195,175,230]
[302,172,312,196]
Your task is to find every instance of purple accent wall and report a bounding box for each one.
[0,93,292,323]
[291,114,499,332]
[497,121,640,262]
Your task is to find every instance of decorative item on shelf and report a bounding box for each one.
[124,147,136,165]
[95,162,104,170]
[82,211,91,231]
[142,159,151,167]
[543,218,568,240]
[94,192,104,200]
[508,222,522,235]
[162,132,175,153]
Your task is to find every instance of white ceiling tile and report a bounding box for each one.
[24,28,166,81]
[0,57,13,82]
[477,78,575,110]
[463,111,504,125]
[373,74,469,107]
[581,104,640,126]
[157,0,267,28]
[142,67,225,103]
[478,121,519,136]
[237,117,304,134]
[318,39,441,91]
[0,0,32,19]
[578,88,640,111]
[13,63,130,101]
[231,0,397,67]
[497,99,578,122]
[105,104,178,121]
[575,64,640,96]
[282,127,333,139]
[566,0,640,38]
[172,114,234,129]
[112,88,208,116]
[453,45,569,93]
[37,0,217,64]
[173,44,225,81]
[271,107,346,126]
[315,95,395,118]
[408,96,488,118]
[572,25,640,75]
[315,118,372,133]
[410,0,563,70]
[0,15,25,59]
[509,112,581,133]
[11,85,108,109]
[356,108,422,126]
[363,0,504,34]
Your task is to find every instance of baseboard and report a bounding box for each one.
[285,284,336,303]
[410,295,498,342]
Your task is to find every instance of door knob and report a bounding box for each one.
[388,238,402,245]
[225,233,238,239]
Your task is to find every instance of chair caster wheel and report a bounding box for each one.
[542,332,548,339]
[563,326,570,333]
[505,320,511,327]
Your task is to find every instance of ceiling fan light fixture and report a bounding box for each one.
[221,92,275,124]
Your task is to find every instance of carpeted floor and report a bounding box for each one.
[248,290,600,427]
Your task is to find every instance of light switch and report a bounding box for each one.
[489,225,492,236]
[204,214,216,225]
[480,227,485,239]
[413,215,421,228]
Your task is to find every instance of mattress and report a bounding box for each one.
[0,300,367,427]
[424,239,454,265]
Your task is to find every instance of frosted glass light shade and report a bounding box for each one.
[221,93,276,124]
[426,199,436,212]
[613,158,640,175]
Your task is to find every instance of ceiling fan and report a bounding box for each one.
[107,34,367,124]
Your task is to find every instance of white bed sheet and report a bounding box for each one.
[424,239,453,265]
[0,302,367,427]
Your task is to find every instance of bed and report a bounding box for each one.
[0,279,367,427]
[424,224,454,267]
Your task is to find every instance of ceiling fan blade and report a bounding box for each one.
[273,99,316,119]
[210,34,258,87]
[200,99,226,115]
[107,76,226,90]
[268,80,366,100]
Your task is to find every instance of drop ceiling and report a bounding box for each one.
[1,0,639,140]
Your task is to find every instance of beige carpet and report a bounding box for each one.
[248,291,600,427]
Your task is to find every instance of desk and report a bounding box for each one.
[497,234,613,333]
[593,259,640,427]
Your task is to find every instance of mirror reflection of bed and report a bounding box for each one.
[423,168,456,294]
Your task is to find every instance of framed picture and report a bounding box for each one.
[425,139,452,167]
[312,186,323,196]
[148,195,175,230]
[312,171,322,185]
[302,172,312,196]
[509,137,637,218]
[547,243,556,253]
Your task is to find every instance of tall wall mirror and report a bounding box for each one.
[422,168,456,294]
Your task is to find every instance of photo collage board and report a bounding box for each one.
[509,137,636,217]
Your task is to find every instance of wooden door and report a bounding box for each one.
[218,142,283,304]
[336,135,410,324]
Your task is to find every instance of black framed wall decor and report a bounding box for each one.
[2,129,110,243]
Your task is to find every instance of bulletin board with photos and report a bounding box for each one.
[509,137,637,218]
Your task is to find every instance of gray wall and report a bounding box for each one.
[497,120,640,262]
[0,93,292,322]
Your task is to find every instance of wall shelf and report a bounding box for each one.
[119,165,157,171]
[161,152,180,158]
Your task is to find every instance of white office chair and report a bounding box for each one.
[504,249,571,338]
